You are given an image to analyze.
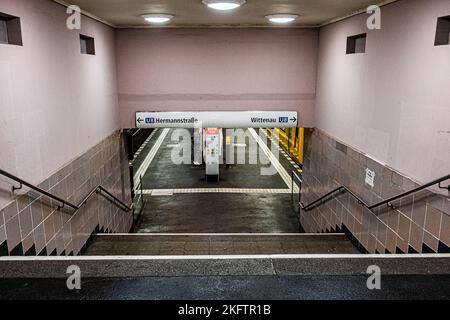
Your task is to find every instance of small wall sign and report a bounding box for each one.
[365,168,375,188]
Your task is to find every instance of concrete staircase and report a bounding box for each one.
[84,233,360,256]
[2,235,449,299]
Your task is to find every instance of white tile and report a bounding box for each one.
[151,189,174,196]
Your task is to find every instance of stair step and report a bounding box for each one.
[85,233,360,256]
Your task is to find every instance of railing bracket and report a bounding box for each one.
[438,182,450,192]
[12,183,23,193]
[387,202,395,210]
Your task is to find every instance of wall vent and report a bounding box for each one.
[80,34,95,55]
[0,12,23,46]
[346,33,367,54]
[435,16,450,46]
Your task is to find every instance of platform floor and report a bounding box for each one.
[139,128,290,189]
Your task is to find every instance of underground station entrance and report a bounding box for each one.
[85,111,359,256]
[1,111,449,300]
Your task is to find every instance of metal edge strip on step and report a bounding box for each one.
[1,253,449,261]
[94,233,349,236]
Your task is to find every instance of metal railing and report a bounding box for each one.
[300,173,450,213]
[131,128,142,138]
[131,175,145,230]
[291,171,303,232]
[291,170,302,203]
[0,168,132,214]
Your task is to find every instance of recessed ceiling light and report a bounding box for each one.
[142,14,174,24]
[202,0,246,11]
[266,14,299,24]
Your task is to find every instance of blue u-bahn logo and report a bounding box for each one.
[146,118,155,124]
[279,117,289,123]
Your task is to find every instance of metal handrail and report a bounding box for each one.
[0,168,132,214]
[131,128,141,137]
[301,173,450,213]
[291,171,304,233]
[291,171,302,201]
[131,175,145,232]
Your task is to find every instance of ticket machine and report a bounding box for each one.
[204,128,222,182]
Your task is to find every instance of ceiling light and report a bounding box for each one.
[142,14,174,24]
[266,14,299,24]
[202,0,246,11]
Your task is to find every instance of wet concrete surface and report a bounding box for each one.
[136,194,300,233]
[1,275,449,300]
[132,128,305,234]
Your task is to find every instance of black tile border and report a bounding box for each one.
[0,241,8,257]
[438,241,450,253]
[24,245,36,257]
[9,243,24,256]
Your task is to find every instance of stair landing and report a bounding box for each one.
[84,233,360,256]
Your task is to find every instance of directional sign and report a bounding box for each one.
[135,111,299,129]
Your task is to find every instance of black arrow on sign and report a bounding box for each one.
[290,116,297,122]
[137,118,144,124]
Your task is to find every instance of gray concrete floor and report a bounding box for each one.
[136,193,301,233]
[134,128,304,234]
[1,275,449,300]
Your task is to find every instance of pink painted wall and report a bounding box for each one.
[0,0,120,209]
[115,28,318,128]
[316,0,450,184]
[1,0,447,205]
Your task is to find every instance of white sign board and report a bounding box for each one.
[365,168,376,188]
[136,111,298,129]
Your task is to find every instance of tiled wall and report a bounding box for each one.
[0,131,133,256]
[301,128,450,254]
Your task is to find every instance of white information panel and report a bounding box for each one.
[136,111,298,129]
[365,168,376,188]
